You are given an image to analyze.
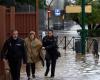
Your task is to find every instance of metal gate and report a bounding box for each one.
[57,36,80,50]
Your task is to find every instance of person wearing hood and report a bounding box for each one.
[24,31,43,80]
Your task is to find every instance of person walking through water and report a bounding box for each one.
[0,30,27,80]
[25,31,43,80]
[42,30,60,78]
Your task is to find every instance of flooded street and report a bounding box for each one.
[20,49,100,80]
[20,25,100,80]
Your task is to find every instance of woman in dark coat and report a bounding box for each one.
[42,30,60,78]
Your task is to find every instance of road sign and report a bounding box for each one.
[65,5,92,13]
[55,9,61,16]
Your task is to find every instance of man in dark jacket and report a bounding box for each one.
[42,30,59,78]
[0,30,26,80]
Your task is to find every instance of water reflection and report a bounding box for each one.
[75,53,86,63]
[93,54,99,65]
[21,50,100,80]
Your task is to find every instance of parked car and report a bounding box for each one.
[53,22,64,30]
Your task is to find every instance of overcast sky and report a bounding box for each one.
[46,0,76,10]
[46,0,65,9]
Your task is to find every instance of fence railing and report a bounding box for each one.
[56,36,100,53]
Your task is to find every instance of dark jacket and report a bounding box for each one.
[93,40,98,53]
[75,40,82,53]
[1,37,27,63]
[42,36,59,59]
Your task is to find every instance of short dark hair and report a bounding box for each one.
[11,29,18,33]
[48,29,53,33]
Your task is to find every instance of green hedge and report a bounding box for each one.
[77,29,100,37]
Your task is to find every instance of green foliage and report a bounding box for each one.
[77,29,100,37]
[88,29,100,37]
[75,0,100,24]
[76,0,92,5]
[39,0,46,9]
[74,0,100,37]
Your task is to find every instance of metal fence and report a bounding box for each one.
[56,36,100,53]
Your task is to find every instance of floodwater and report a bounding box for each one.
[21,49,100,80]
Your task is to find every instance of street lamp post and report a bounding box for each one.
[47,7,51,30]
[81,0,86,54]
[46,0,54,30]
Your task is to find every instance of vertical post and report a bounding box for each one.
[64,36,67,51]
[0,6,6,80]
[86,38,89,52]
[10,7,15,30]
[36,0,39,36]
[73,37,75,51]
[47,0,53,30]
[48,7,50,30]
[81,0,86,54]
[0,6,6,48]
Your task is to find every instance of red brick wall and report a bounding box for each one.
[15,13,36,38]
[0,6,6,80]
[6,7,36,38]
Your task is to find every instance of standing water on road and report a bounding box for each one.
[20,49,100,80]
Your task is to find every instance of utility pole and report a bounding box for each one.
[81,0,86,55]
[47,6,50,30]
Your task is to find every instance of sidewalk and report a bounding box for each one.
[20,49,100,80]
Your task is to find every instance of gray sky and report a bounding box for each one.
[46,0,76,10]
[48,0,65,10]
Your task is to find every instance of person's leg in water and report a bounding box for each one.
[26,63,31,80]
[31,63,35,78]
[45,59,50,77]
[51,59,57,78]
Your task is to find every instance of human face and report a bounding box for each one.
[12,30,18,40]
[48,31,53,37]
[29,31,35,40]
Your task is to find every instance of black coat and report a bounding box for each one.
[75,40,82,53]
[1,37,27,63]
[42,36,59,59]
[93,40,98,53]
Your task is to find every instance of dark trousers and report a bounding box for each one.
[8,59,21,80]
[93,50,99,57]
[45,58,57,76]
[26,63,35,77]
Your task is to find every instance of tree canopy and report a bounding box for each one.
[75,0,100,36]
[75,0,100,24]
